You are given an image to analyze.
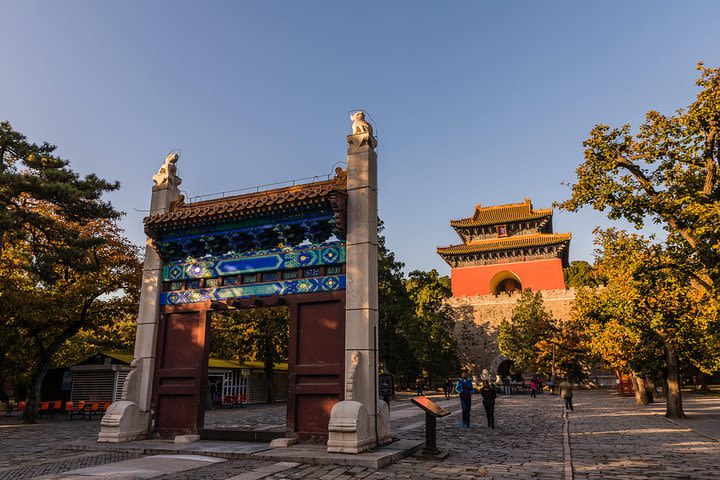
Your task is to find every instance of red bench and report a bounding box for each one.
[84,402,101,419]
[36,400,63,418]
[65,401,87,420]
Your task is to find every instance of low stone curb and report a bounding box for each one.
[64,438,424,470]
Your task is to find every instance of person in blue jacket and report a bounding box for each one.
[456,371,474,428]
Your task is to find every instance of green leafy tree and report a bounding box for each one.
[499,290,555,374]
[405,270,459,380]
[210,307,289,403]
[377,221,459,386]
[55,308,138,368]
[0,121,120,254]
[499,289,591,381]
[558,64,720,417]
[1,217,140,423]
[0,122,140,423]
[564,260,600,288]
[558,63,720,294]
[377,220,417,385]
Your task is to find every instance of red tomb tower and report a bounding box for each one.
[437,199,571,297]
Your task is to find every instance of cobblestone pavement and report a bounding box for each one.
[570,391,720,480]
[3,391,720,479]
[0,418,141,479]
[205,403,288,431]
[0,419,105,468]
[154,393,566,480]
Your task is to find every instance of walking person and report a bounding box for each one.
[457,371,474,429]
[537,376,543,395]
[415,377,424,396]
[530,378,537,398]
[443,377,453,400]
[560,378,574,412]
[479,380,497,428]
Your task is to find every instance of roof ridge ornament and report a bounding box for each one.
[347,111,377,155]
[152,153,182,188]
[350,111,373,136]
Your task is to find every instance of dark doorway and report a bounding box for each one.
[495,278,522,294]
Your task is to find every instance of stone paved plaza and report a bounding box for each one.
[1,390,719,479]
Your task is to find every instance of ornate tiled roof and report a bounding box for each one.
[436,233,572,255]
[144,168,347,232]
[450,198,552,228]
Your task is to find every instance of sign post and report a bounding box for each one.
[410,396,451,459]
[379,373,394,406]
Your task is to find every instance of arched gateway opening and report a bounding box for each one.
[99,121,391,453]
[489,270,522,295]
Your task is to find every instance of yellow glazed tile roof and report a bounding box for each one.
[450,198,552,227]
[437,233,572,255]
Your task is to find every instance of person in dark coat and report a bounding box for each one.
[479,380,497,428]
[443,378,453,400]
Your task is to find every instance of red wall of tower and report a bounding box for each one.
[451,258,566,297]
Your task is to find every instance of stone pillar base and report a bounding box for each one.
[327,400,393,453]
[327,401,374,453]
[97,401,147,443]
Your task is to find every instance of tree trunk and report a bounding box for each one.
[643,377,654,403]
[23,360,50,424]
[265,367,275,404]
[664,346,686,419]
[0,373,8,404]
[646,376,661,399]
[632,375,649,405]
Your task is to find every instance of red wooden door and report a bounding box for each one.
[288,293,345,440]
[153,307,210,437]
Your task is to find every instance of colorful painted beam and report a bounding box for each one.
[163,242,345,281]
[160,275,346,305]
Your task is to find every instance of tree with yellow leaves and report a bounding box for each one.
[572,229,719,417]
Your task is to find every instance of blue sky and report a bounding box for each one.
[3,1,719,275]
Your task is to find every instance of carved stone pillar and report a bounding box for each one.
[98,155,181,443]
[328,117,391,453]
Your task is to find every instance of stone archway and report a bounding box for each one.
[489,354,510,381]
[99,115,391,453]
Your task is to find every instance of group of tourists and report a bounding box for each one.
[454,371,575,429]
[529,376,543,397]
[456,371,497,429]
[500,375,545,396]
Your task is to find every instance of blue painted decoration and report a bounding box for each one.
[163,242,345,282]
[153,211,342,261]
[160,275,346,305]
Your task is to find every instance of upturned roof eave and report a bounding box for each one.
[436,233,572,256]
[143,169,347,233]
[449,210,553,228]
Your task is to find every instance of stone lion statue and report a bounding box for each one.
[350,111,373,136]
[152,153,179,186]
